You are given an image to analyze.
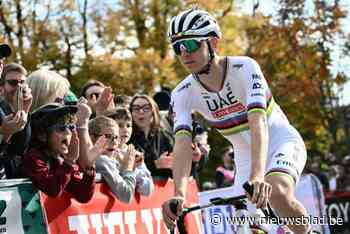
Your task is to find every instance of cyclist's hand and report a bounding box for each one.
[162,197,184,230]
[247,180,272,209]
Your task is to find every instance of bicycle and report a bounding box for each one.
[170,182,278,234]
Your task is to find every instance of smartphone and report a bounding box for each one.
[14,86,23,112]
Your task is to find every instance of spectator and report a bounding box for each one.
[22,103,98,203]
[0,44,12,179]
[114,95,131,108]
[0,62,32,179]
[328,165,340,192]
[216,146,236,188]
[129,94,174,179]
[108,107,154,196]
[324,152,339,166]
[89,116,137,203]
[80,80,114,117]
[158,104,210,185]
[308,161,329,191]
[341,155,350,168]
[191,124,210,188]
[153,90,171,111]
[27,69,70,112]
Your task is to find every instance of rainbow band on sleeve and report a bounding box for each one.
[175,125,192,138]
[247,102,267,115]
[209,97,275,136]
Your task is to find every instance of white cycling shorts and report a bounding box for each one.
[230,140,307,196]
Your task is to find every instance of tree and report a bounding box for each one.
[244,0,349,155]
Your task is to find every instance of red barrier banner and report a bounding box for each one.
[40,179,202,234]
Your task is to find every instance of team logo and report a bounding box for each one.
[252,74,261,80]
[252,82,262,89]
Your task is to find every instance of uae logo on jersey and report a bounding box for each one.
[205,91,245,118]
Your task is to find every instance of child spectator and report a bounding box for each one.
[108,108,154,196]
[22,103,99,203]
[89,116,137,203]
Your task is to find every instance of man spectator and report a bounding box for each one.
[0,61,32,179]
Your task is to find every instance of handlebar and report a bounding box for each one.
[169,181,278,234]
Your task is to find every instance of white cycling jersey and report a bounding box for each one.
[171,56,306,188]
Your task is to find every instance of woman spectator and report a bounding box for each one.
[129,94,173,179]
[27,69,70,112]
[216,146,236,188]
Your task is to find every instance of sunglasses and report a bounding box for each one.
[6,79,25,86]
[100,134,120,143]
[49,123,76,132]
[172,39,202,55]
[130,104,152,113]
[88,92,101,100]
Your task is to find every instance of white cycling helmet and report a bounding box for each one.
[168,8,222,43]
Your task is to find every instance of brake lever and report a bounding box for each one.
[243,181,278,219]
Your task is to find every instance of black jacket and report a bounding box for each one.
[129,129,173,179]
[0,99,31,179]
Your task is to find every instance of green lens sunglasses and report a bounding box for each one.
[172,40,202,55]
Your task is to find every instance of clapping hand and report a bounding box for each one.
[95,87,115,115]
[65,128,79,164]
[120,144,136,171]
[0,111,27,142]
[154,151,173,169]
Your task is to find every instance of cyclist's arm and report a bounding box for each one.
[244,57,269,181]
[173,133,193,197]
[170,80,194,198]
[248,111,268,181]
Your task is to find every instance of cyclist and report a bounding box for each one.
[162,8,309,234]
